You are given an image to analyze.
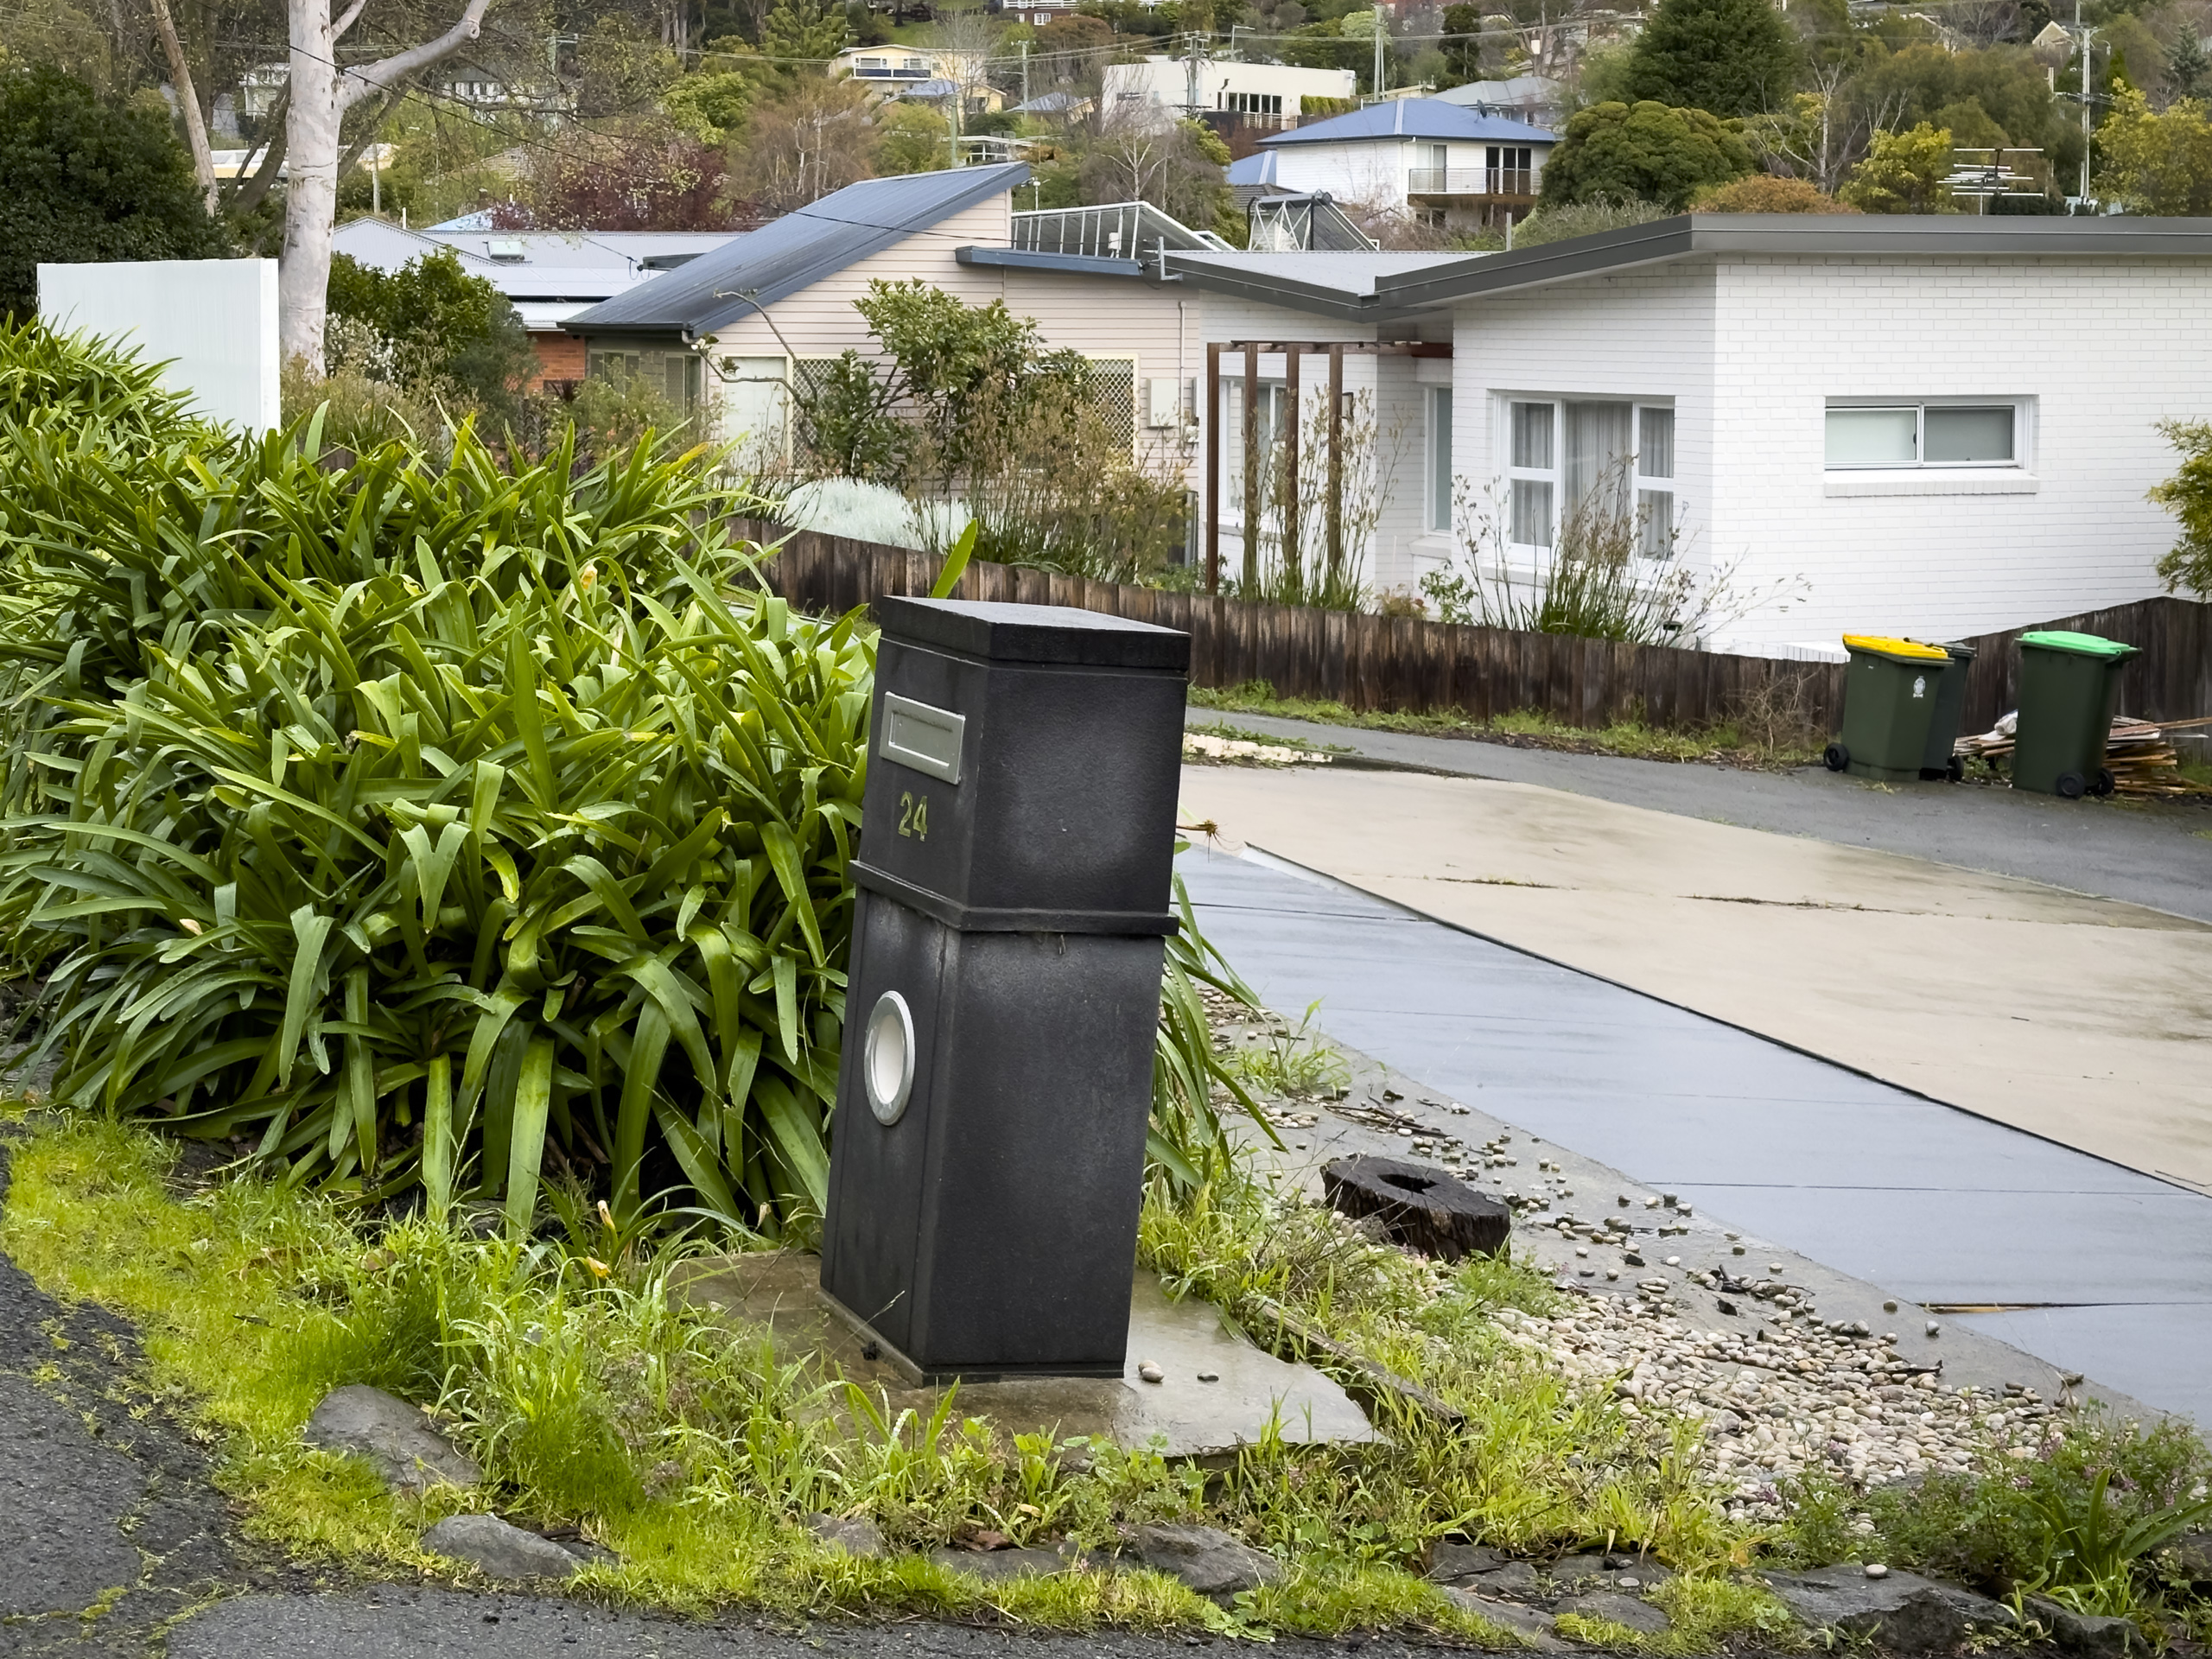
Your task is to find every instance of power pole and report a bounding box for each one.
[1374,9,1385,97]
[1020,37,1029,106]
[1185,29,1205,117]
[2078,0,2091,201]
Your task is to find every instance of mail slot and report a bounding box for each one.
[819,599,1191,1382]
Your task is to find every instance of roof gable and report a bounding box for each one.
[568,163,1027,337]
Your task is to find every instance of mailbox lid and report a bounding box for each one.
[878,597,1190,673]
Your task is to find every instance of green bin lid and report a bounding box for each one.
[2019,629,2139,660]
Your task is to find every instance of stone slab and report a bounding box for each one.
[676,1252,1380,1459]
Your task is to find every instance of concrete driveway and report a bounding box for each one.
[1179,763,2212,1195]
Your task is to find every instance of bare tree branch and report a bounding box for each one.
[228,90,289,213]
[331,0,372,41]
[337,0,493,111]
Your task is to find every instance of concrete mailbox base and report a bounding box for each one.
[680,1252,1382,1459]
[821,893,1166,1383]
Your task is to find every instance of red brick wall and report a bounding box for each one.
[529,329,586,390]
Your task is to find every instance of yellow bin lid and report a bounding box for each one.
[1842,633,1951,663]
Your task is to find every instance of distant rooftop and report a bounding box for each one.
[567,163,1027,338]
[1257,98,1556,148]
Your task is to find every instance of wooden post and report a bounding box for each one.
[1282,349,1301,590]
[1242,345,1261,592]
[1205,341,1222,594]
[1326,345,1344,585]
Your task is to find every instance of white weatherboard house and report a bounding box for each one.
[564,165,1211,478]
[1166,216,2212,655]
[1228,99,1556,232]
[1103,57,1357,129]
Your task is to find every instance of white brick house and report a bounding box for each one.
[1169,217,2212,654]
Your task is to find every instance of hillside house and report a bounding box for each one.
[1230,99,1557,232]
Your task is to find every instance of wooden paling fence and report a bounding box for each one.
[1957,596,2212,733]
[739,524,2212,736]
[738,522,1851,733]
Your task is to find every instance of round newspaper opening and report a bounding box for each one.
[865,991,915,1127]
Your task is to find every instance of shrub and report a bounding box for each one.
[325,248,539,416]
[1538,101,1754,212]
[0,61,230,321]
[1690,174,1858,213]
[0,327,1262,1230]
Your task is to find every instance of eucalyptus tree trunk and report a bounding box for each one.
[278,0,494,372]
[149,0,219,213]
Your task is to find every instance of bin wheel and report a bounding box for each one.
[2056,771,2087,799]
[1946,755,1966,783]
[1823,743,1849,772]
[2093,768,2116,798]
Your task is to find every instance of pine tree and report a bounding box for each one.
[1619,0,1798,119]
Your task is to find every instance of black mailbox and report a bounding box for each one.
[819,598,1191,1382]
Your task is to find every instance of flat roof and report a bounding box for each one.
[1167,213,2212,321]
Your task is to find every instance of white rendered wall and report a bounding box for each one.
[1264,141,1414,208]
[1707,255,2207,652]
[38,258,280,431]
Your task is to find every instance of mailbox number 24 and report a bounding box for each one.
[898,791,929,842]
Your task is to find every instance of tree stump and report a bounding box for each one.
[1321,1156,1511,1262]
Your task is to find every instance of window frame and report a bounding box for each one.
[1427,385,1453,533]
[1499,394,1677,558]
[1823,399,2025,471]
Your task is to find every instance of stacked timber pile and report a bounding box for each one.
[1955,714,2212,797]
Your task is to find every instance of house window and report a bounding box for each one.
[1224,92,1284,115]
[1427,387,1453,532]
[1636,405,1675,559]
[1508,399,1554,549]
[586,346,700,412]
[1504,397,1676,554]
[1825,402,2020,468]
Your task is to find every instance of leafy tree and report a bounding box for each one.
[2148,417,2212,597]
[728,79,874,213]
[511,125,740,231]
[325,248,538,410]
[1440,3,1484,82]
[1538,100,1755,210]
[1619,0,1798,118]
[761,0,849,73]
[2169,29,2210,104]
[1847,44,2078,181]
[0,62,230,322]
[876,99,952,174]
[664,72,756,145]
[1691,172,1859,210]
[1838,123,1957,212]
[2094,88,2212,214]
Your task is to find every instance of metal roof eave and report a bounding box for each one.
[1172,213,2212,324]
[956,246,1153,278]
[1159,254,1382,322]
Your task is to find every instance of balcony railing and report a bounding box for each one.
[1406,167,1536,198]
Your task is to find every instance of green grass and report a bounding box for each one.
[0,1111,1789,1641]
[10,1109,2206,1642]
[1188,683,1827,771]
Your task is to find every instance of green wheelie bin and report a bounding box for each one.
[2011,630,2139,798]
[1824,634,1955,783]
[1911,640,1977,781]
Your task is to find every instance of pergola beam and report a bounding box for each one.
[1203,339,1453,596]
